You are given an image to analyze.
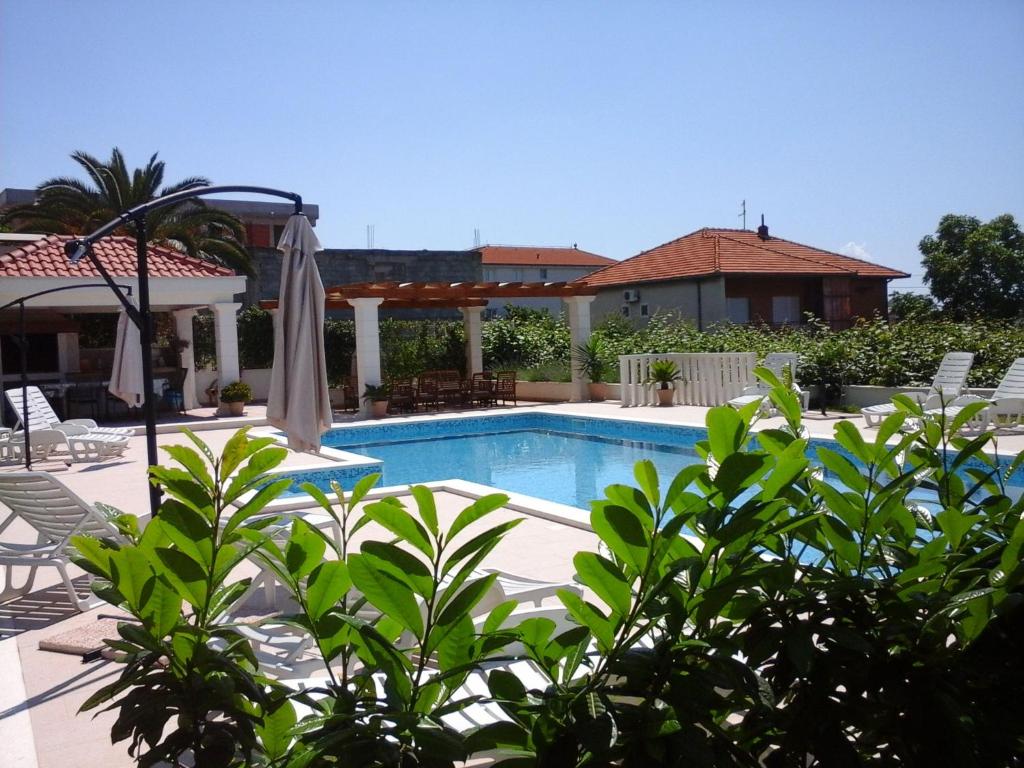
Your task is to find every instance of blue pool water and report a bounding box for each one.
[271,413,1024,510]
[343,429,701,509]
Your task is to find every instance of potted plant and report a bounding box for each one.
[362,383,390,418]
[645,359,681,406]
[575,338,610,401]
[219,381,252,416]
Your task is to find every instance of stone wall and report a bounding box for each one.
[245,247,482,318]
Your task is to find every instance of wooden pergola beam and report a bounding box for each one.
[260,280,596,311]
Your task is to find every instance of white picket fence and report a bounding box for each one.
[618,353,757,407]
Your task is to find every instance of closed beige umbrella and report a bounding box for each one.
[108,295,146,407]
[267,214,331,452]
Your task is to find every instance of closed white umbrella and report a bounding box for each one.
[267,214,331,452]
[108,295,146,407]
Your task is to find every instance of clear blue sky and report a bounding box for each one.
[3,1,1022,288]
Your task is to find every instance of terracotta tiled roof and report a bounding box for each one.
[580,228,910,287]
[477,244,614,267]
[0,234,236,278]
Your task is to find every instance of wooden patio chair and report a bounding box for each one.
[389,379,417,413]
[468,371,497,407]
[436,370,465,408]
[417,372,441,411]
[495,370,517,406]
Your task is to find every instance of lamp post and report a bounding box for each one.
[65,185,303,516]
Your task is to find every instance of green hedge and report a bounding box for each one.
[195,308,1024,390]
[580,313,1022,389]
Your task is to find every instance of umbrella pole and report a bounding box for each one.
[134,219,161,516]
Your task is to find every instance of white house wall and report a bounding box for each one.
[483,264,604,316]
[592,277,726,329]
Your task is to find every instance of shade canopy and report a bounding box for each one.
[108,296,145,407]
[266,214,331,452]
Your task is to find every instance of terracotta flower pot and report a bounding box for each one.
[588,382,608,402]
[371,400,389,418]
[227,401,245,417]
[656,387,675,407]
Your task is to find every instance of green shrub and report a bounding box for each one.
[237,306,274,369]
[218,380,251,402]
[74,390,1023,767]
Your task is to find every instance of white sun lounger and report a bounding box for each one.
[4,428,129,464]
[860,352,975,427]
[728,352,809,413]
[924,357,1024,433]
[0,472,125,611]
[5,385,134,437]
[233,569,581,679]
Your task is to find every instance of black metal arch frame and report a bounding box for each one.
[1,283,133,470]
[64,185,304,515]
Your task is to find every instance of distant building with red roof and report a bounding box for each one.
[476,244,614,315]
[580,223,909,329]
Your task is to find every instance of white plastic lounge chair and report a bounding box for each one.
[0,472,125,611]
[233,569,581,679]
[924,357,1024,433]
[5,385,134,437]
[728,352,809,413]
[7,427,129,463]
[860,352,974,427]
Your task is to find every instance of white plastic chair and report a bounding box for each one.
[924,357,1024,433]
[5,385,134,437]
[0,472,125,611]
[728,352,808,413]
[860,352,975,427]
[233,569,581,679]
[6,427,128,464]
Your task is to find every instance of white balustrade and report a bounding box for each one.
[617,353,757,407]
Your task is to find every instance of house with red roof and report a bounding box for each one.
[0,235,247,410]
[580,223,909,329]
[477,244,614,315]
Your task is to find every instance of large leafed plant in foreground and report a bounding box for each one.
[73,377,1024,766]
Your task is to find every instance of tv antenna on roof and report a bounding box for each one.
[738,199,747,230]
[473,228,480,247]
[366,224,375,248]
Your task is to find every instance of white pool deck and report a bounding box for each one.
[1,400,1022,766]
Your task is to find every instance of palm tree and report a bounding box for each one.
[1,148,254,275]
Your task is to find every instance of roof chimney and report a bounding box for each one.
[757,214,769,240]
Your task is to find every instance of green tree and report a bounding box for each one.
[889,290,937,321]
[1,148,253,275]
[919,213,1024,319]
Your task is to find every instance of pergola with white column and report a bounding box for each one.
[261,280,599,414]
[0,235,247,412]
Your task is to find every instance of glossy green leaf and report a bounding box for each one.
[573,552,631,617]
[363,501,435,558]
[447,493,510,543]
[591,502,650,573]
[285,519,327,580]
[410,485,439,536]
[348,552,424,637]
[305,560,351,620]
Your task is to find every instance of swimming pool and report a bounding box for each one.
[271,412,1024,509]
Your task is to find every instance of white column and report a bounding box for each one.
[56,332,80,375]
[461,306,484,374]
[211,302,241,388]
[173,308,199,410]
[564,295,595,403]
[351,298,384,416]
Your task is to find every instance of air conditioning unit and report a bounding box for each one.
[623,289,640,303]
